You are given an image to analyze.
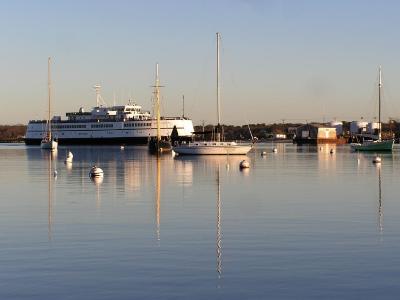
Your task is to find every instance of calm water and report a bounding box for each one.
[1,143,400,299]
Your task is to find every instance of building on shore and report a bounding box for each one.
[293,123,345,144]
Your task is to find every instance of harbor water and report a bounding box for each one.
[1,143,400,299]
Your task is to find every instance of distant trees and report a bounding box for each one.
[193,123,301,141]
[0,125,26,141]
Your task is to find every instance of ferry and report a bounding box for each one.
[25,88,194,145]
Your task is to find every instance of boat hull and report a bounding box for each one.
[40,140,58,150]
[351,140,394,151]
[27,137,151,145]
[148,138,172,153]
[173,144,252,155]
[25,119,194,146]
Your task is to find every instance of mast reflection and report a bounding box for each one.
[377,164,383,234]
[216,164,222,277]
[46,151,55,241]
[155,155,161,242]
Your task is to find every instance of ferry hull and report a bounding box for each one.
[26,137,150,145]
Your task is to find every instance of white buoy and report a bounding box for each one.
[53,170,58,177]
[239,160,250,169]
[64,150,73,163]
[372,156,381,164]
[120,145,125,150]
[89,165,104,177]
[261,151,267,156]
[330,149,334,154]
[272,148,277,153]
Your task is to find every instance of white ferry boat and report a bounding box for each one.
[25,93,194,145]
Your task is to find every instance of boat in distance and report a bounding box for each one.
[40,57,58,151]
[350,66,394,152]
[351,139,393,151]
[25,87,194,145]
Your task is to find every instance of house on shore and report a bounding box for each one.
[293,123,345,144]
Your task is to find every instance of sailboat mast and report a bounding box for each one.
[155,63,161,141]
[216,32,221,142]
[48,57,52,135]
[378,66,382,140]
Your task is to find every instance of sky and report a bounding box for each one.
[1,0,400,125]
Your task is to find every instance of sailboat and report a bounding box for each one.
[351,66,393,151]
[148,63,172,153]
[41,57,58,150]
[173,33,252,155]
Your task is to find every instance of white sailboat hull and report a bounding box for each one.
[41,140,58,150]
[173,142,252,155]
[350,140,393,151]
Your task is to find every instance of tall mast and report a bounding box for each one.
[216,32,221,142]
[182,94,185,118]
[155,63,161,142]
[48,57,52,135]
[378,66,382,140]
[94,85,101,107]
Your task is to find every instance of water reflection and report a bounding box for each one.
[65,161,73,173]
[376,164,383,234]
[91,175,103,211]
[155,155,161,242]
[45,150,55,241]
[216,164,222,278]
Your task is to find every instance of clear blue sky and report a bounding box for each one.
[1,0,400,125]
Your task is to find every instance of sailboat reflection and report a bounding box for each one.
[155,155,161,242]
[46,151,55,241]
[376,164,383,234]
[216,164,222,277]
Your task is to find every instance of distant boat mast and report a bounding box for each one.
[378,66,382,141]
[216,32,221,142]
[47,57,52,136]
[155,63,161,142]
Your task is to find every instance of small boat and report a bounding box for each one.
[64,150,73,163]
[41,57,58,151]
[89,165,104,177]
[351,66,394,152]
[173,33,252,156]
